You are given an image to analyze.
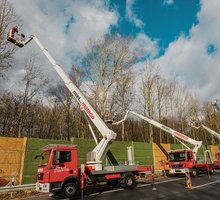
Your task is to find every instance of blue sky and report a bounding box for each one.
[4,0,220,103]
[111,0,200,55]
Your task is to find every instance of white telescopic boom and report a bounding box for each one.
[201,125,220,140]
[189,122,220,140]
[114,111,202,156]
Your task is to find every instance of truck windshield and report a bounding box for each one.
[169,152,186,162]
[38,150,51,167]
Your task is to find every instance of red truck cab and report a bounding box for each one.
[168,149,197,176]
[168,149,214,177]
[36,145,79,196]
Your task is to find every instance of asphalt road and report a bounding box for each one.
[21,171,220,200]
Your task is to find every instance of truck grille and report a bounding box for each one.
[171,164,183,168]
[37,173,44,180]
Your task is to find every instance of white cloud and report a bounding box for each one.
[9,0,118,58]
[163,0,174,6]
[4,0,118,93]
[156,0,220,102]
[126,0,144,29]
[131,33,159,59]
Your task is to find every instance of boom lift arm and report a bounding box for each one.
[188,121,220,140]
[113,111,202,157]
[8,34,117,169]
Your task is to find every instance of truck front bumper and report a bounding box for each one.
[169,168,186,174]
[36,182,50,193]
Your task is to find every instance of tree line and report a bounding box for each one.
[0,0,219,145]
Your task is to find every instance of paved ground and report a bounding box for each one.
[22,171,220,200]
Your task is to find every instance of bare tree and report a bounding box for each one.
[187,95,201,139]
[16,54,48,137]
[47,66,87,140]
[0,0,19,77]
[114,69,135,141]
[202,102,220,144]
[138,61,159,142]
[162,78,178,143]
[173,84,191,133]
[155,76,169,143]
[83,35,139,120]
[48,84,74,140]
[0,92,17,136]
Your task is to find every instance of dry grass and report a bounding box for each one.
[0,190,40,200]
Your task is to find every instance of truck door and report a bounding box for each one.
[186,151,194,168]
[49,150,78,183]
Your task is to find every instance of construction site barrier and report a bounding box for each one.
[0,137,27,185]
[185,168,192,189]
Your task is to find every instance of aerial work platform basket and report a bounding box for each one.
[7,27,26,48]
[7,34,25,48]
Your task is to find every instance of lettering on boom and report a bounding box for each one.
[81,102,95,120]
[174,131,188,140]
[73,91,81,100]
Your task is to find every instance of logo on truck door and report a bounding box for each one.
[54,167,70,173]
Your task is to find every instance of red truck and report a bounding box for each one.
[168,149,214,177]
[36,144,152,198]
[113,111,215,177]
[189,121,220,169]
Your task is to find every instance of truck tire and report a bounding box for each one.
[190,168,198,177]
[120,173,136,189]
[62,182,77,198]
[209,167,215,175]
[164,170,170,177]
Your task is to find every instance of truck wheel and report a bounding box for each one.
[190,168,198,177]
[62,182,77,198]
[165,170,170,177]
[209,167,215,175]
[120,174,136,189]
